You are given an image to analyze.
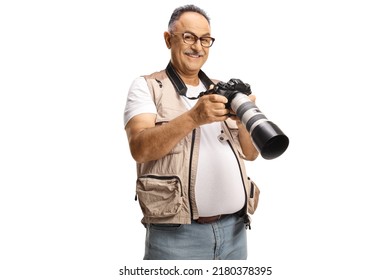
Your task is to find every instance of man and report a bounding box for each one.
[124,4,260,260]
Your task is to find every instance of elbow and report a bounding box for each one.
[130,146,149,164]
[243,148,259,161]
[130,143,158,163]
[245,152,259,161]
[129,140,143,163]
[131,152,144,164]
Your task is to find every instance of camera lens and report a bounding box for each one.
[230,93,289,160]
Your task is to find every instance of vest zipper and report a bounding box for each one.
[224,125,252,229]
[188,129,196,218]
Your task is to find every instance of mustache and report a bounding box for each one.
[184,51,205,56]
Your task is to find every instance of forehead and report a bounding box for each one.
[174,12,211,34]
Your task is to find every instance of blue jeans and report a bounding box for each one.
[143,214,247,260]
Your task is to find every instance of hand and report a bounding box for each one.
[189,94,230,126]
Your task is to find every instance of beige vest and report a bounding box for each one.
[135,63,259,225]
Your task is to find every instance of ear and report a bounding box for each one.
[164,31,171,49]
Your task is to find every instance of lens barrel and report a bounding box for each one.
[230,93,289,160]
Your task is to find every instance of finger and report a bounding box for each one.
[216,108,230,117]
[213,102,228,109]
[208,94,228,104]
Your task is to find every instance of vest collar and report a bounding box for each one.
[165,61,214,97]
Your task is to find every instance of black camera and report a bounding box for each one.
[201,79,289,160]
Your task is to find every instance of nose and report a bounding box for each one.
[191,39,203,50]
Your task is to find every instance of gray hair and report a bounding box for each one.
[168,4,210,32]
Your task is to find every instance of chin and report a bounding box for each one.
[188,60,206,70]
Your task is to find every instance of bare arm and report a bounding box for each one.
[125,94,230,163]
[237,122,260,161]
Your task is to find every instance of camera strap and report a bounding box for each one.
[165,61,215,100]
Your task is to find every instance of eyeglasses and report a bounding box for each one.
[171,32,215,48]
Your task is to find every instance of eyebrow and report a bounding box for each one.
[184,30,212,37]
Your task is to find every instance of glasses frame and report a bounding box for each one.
[171,32,215,48]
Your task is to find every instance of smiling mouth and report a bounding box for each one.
[186,52,203,58]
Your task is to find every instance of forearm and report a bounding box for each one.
[237,123,259,161]
[129,112,197,163]
[127,94,230,163]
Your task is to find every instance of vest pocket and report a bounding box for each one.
[247,179,260,214]
[136,175,183,218]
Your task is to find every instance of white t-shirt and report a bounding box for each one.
[124,77,245,216]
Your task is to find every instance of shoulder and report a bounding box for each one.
[143,69,167,82]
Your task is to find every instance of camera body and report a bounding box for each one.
[200,78,252,108]
[201,79,289,160]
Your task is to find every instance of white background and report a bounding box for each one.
[1,0,389,279]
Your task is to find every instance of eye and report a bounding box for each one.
[183,33,196,43]
[200,37,212,44]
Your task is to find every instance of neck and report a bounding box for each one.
[169,62,200,86]
[165,61,214,97]
[174,68,200,86]
[181,75,199,86]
